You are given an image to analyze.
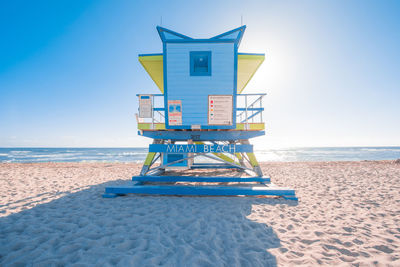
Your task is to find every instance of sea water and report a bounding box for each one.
[0,147,399,163]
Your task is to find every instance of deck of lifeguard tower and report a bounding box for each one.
[103,25,297,200]
[136,92,266,141]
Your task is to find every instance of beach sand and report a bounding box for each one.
[1,161,400,266]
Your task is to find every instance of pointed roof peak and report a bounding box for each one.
[211,25,246,39]
[156,26,193,42]
[156,25,246,46]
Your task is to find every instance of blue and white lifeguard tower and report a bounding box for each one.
[104,25,296,199]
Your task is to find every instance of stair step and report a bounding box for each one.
[105,182,295,197]
[132,175,270,183]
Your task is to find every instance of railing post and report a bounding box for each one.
[151,95,154,130]
[252,96,254,123]
[245,95,248,130]
[260,96,263,123]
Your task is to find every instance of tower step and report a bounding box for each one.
[132,175,270,183]
[104,182,296,199]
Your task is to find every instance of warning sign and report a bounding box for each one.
[139,95,152,118]
[208,95,233,125]
[168,100,182,126]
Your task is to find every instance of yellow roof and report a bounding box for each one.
[138,55,164,93]
[237,54,264,93]
[138,53,264,94]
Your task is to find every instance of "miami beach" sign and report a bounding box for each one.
[149,144,253,154]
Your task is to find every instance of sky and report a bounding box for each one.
[0,0,399,148]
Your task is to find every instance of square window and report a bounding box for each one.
[190,51,211,76]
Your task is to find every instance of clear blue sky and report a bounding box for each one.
[0,0,399,148]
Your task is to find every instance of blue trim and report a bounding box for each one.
[164,39,236,43]
[167,125,235,130]
[190,51,211,76]
[238,93,267,96]
[136,94,164,96]
[132,176,270,183]
[238,52,265,56]
[191,164,238,169]
[212,25,246,46]
[138,53,163,57]
[211,25,246,39]
[236,26,246,47]
[236,108,264,111]
[155,26,247,46]
[138,52,266,58]
[105,183,296,197]
[233,41,238,127]
[163,41,168,128]
[138,130,265,141]
[156,26,193,42]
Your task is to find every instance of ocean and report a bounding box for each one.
[0,147,399,163]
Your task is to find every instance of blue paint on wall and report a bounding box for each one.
[166,42,235,129]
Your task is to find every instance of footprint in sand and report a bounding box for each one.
[373,245,394,254]
[343,226,354,233]
[323,244,359,257]
[300,239,319,245]
[314,231,324,237]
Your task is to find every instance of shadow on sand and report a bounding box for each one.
[0,180,297,266]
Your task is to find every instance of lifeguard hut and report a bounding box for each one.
[103,25,296,200]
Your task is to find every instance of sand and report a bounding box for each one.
[1,161,400,266]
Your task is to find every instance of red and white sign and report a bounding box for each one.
[208,95,233,125]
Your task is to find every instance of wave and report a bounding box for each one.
[9,150,31,154]
[360,148,400,152]
[119,152,148,156]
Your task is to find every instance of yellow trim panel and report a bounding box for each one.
[138,55,164,93]
[237,54,265,94]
